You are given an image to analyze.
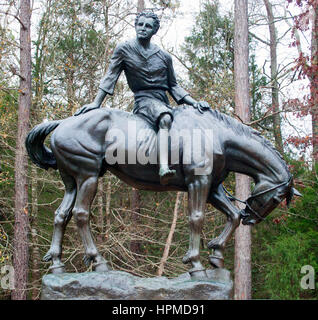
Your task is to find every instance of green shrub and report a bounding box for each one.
[258,163,318,299]
[263,231,318,299]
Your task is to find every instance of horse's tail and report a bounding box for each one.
[25,120,62,170]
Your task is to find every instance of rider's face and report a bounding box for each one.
[135,16,156,41]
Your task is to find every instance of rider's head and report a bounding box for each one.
[135,11,160,38]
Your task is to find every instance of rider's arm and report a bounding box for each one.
[98,43,125,99]
[181,94,210,113]
[166,53,190,104]
[165,52,210,112]
[92,89,107,108]
[181,95,197,106]
[87,44,124,110]
[165,53,210,113]
[74,44,124,116]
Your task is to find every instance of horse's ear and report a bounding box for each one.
[293,188,302,197]
[285,187,302,208]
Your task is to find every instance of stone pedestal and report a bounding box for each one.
[41,269,233,300]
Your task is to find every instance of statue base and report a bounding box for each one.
[41,269,233,300]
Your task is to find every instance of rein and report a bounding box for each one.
[222,177,292,221]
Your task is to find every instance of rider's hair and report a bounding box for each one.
[135,11,160,34]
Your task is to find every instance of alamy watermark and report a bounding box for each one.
[300,265,316,290]
[104,121,214,175]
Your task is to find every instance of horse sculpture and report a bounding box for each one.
[26,106,300,279]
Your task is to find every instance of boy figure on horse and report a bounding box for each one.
[75,11,210,185]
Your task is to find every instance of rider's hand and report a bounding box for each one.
[74,103,100,116]
[192,101,210,114]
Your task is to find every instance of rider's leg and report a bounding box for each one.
[158,113,176,185]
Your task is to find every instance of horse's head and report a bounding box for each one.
[241,176,302,226]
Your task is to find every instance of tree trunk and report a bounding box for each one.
[12,0,31,300]
[263,0,284,156]
[311,5,318,167]
[234,0,252,300]
[157,192,182,276]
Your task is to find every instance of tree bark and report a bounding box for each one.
[157,192,181,276]
[12,0,31,300]
[263,0,284,156]
[234,0,252,300]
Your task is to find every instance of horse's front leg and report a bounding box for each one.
[183,176,211,279]
[207,184,241,268]
[72,175,109,272]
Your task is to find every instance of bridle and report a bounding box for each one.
[223,176,293,222]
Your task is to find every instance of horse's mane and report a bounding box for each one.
[206,108,290,175]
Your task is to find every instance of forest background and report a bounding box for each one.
[0,0,317,300]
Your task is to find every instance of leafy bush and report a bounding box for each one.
[255,163,318,299]
[263,231,318,299]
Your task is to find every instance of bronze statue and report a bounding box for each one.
[74,11,210,185]
[26,105,300,278]
[25,12,301,279]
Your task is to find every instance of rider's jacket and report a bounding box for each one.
[99,39,189,106]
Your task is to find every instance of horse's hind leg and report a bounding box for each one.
[72,175,109,272]
[183,175,211,279]
[207,184,241,268]
[43,171,76,274]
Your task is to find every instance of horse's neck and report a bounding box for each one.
[227,133,289,184]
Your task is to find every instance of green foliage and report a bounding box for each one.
[263,231,318,299]
[252,163,318,299]
[182,0,234,110]
[32,0,133,118]
[0,85,18,299]
[182,0,270,128]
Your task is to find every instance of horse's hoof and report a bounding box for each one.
[189,268,208,280]
[93,262,110,272]
[182,255,190,264]
[209,255,224,269]
[43,251,53,262]
[182,251,199,264]
[83,255,93,267]
[49,263,65,274]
